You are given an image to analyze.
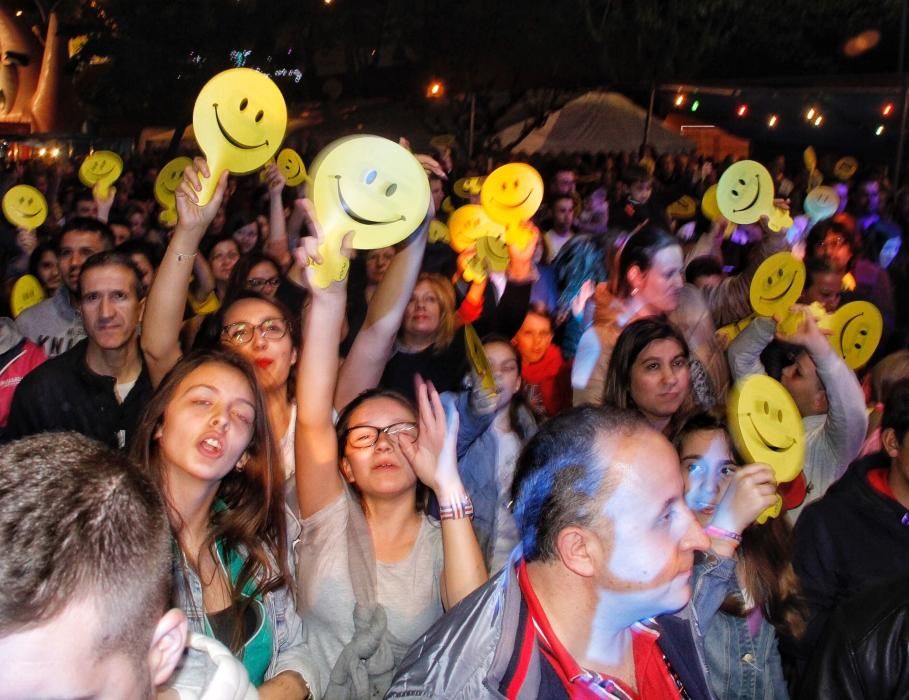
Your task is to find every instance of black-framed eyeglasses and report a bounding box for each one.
[247,276,281,290]
[345,422,418,448]
[221,317,289,345]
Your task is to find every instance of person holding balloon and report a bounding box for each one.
[674,412,804,700]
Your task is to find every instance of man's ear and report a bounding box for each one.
[554,526,599,579]
[882,427,901,459]
[149,608,188,687]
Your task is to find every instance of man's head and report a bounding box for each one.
[882,379,909,497]
[552,168,576,196]
[801,257,843,313]
[552,195,575,233]
[79,252,147,352]
[57,218,115,295]
[761,341,828,416]
[74,190,98,219]
[685,256,724,289]
[512,406,708,623]
[622,165,653,204]
[0,433,186,699]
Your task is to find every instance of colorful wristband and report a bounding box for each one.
[439,495,474,521]
[704,525,742,543]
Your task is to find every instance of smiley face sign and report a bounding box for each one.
[728,374,806,522]
[834,156,858,182]
[2,185,47,229]
[480,163,543,229]
[819,300,882,369]
[717,160,793,232]
[465,323,497,396]
[803,185,840,224]
[276,148,307,186]
[154,156,192,227]
[10,274,45,318]
[307,134,430,287]
[701,184,721,221]
[749,252,806,318]
[193,68,287,205]
[666,195,697,220]
[448,204,505,252]
[79,151,123,198]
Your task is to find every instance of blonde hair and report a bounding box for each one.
[404,272,456,352]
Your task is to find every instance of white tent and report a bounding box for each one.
[497,91,692,155]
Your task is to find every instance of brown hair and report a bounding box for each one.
[129,349,290,654]
[401,272,457,352]
[0,432,171,660]
[674,413,807,639]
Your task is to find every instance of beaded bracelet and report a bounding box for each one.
[704,525,743,543]
[439,495,474,521]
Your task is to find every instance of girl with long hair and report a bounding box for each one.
[130,349,311,695]
[674,412,806,700]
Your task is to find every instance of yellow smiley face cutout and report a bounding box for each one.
[700,184,722,221]
[803,146,817,174]
[154,156,192,227]
[480,163,543,226]
[306,135,429,287]
[10,274,46,318]
[2,185,47,229]
[834,156,858,182]
[749,252,806,317]
[276,148,307,186]
[666,195,697,220]
[193,68,287,204]
[717,160,775,225]
[803,185,840,223]
[728,374,805,486]
[79,151,123,197]
[453,176,485,200]
[821,301,882,369]
[448,204,505,252]
[465,323,497,396]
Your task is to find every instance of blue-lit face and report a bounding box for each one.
[678,429,738,527]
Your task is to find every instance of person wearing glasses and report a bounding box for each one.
[293,195,487,699]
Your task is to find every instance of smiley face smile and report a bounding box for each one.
[213,103,269,150]
[746,413,796,452]
[732,175,761,213]
[334,176,404,226]
[491,190,532,210]
[759,272,798,302]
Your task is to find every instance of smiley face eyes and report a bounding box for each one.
[240,98,248,110]
[385,184,397,197]
[760,401,784,423]
[365,170,377,184]
[255,110,264,122]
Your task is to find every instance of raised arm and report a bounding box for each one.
[262,163,293,270]
[294,201,352,518]
[141,158,228,387]
[402,378,487,609]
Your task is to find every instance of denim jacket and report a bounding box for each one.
[691,552,789,700]
[167,509,319,695]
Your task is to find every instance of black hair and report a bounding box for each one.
[685,256,723,285]
[882,377,909,445]
[79,250,147,300]
[58,217,115,253]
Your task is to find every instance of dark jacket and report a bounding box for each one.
[4,339,152,449]
[799,575,909,699]
[792,452,909,676]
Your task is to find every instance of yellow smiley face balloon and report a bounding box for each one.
[453,176,485,200]
[803,185,840,223]
[10,274,46,318]
[307,134,430,287]
[428,219,450,244]
[480,163,543,226]
[448,204,505,252]
[79,151,123,198]
[193,68,287,204]
[154,156,192,227]
[276,148,307,186]
[728,373,806,499]
[465,323,497,396]
[2,185,47,229]
[717,160,775,225]
[834,156,858,182]
[803,146,817,174]
[749,252,806,317]
[701,184,722,222]
[666,195,697,220]
[821,301,882,369]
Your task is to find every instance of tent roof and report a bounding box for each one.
[497,91,693,155]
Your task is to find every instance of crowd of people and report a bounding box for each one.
[0,137,908,700]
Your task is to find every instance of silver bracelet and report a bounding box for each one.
[171,248,197,263]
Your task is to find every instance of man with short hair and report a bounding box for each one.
[16,217,114,356]
[0,432,185,698]
[6,250,151,448]
[387,406,713,699]
[543,194,576,262]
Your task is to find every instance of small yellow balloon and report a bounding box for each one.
[822,301,882,369]
[453,176,485,199]
[728,374,806,508]
[833,156,858,182]
[10,274,45,318]
[154,156,192,227]
[749,252,806,318]
[2,185,47,229]
[480,163,543,226]
[700,184,722,222]
[666,195,697,220]
[79,151,122,198]
[804,185,839,223]
[448,204,505,252]
[306,134,430,287]
[427,219,450,244]
[717,160,776,225]
[276,148,307,186]
[192,67,287,205]
[803,146,817,174]
[465,323,496,396]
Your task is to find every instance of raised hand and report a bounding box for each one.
[291,198,353,296]
[709,463,778,536]
[264,162,286,198]
[175,157,229,239]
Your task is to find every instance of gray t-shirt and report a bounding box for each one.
[298,491,443,695]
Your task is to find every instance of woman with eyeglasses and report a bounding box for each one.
[143,157,433,492]
[293,212,487,698]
